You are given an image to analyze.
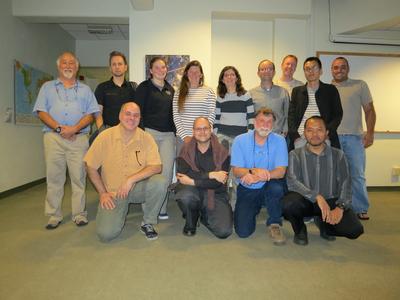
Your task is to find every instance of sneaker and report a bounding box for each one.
[140,224,158,241]
[74,215,88,227]
[158,213,169,220]
[268,224,286,245]
[46,217,62,230]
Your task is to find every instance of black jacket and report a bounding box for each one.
[288,81,343,150]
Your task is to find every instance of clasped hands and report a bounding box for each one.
[240,168,271,185]
[316,195,344,225]
[176,171,228,186]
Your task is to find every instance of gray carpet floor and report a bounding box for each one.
[0,183,399,300]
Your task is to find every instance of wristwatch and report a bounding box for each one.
[54,126,62,133]
[337,202,347,210]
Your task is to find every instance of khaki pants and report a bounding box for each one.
[43,132,88,221]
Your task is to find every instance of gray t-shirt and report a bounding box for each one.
[332,78,372,135]
[275,78,304,96]
[250,84,290,134]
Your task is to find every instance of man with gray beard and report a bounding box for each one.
[231,108,288,245]
[33,51,100,229]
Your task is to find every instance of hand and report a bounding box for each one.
[183,136,192,143]
[251,168,271,182]
[60,125,77,139]
[209,171,228,184]
[363,132,374,148]
[240,173,261,185]
[328,207,344,225]
[116,178,135,199]
[176,173,195,186]
[100,192,116,210]
[316,195,331,223]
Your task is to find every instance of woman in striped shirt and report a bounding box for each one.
[215,66,255,150]
[173,60,216,153]
[214,66,255,207]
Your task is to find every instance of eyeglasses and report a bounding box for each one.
[193,127,210,132]
[304,66,320,73]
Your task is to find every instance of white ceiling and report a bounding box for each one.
[59,24,129,40]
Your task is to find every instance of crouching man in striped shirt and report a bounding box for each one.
[283,116,364,246]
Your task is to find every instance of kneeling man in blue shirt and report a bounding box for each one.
[231,107,288,245]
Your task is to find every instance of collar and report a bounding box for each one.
[114,124,142,145]
[55,78,79,88]
[304,143,329,157]
[332,78,351,87]
[108,77,129,88]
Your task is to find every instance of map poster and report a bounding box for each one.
[14,60,53,125]
[145,55,190,91]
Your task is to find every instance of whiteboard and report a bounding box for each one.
[318,51,400,133]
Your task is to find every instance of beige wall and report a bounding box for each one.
[3,0,400,189]
[0,0,75,192]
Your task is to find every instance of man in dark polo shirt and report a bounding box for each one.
[94,51,137,131]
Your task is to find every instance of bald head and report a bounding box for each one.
[119,102,141,131]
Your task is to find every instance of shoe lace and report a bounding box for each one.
[271,226,281,237]
[143,224,154,233]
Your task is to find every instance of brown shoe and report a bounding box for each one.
[268,224,286,245]
[357,213,370,220]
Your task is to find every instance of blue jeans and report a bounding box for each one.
[234,179,285,238]
[339,135,369,213]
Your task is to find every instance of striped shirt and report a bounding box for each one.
[287,144,351,208]
[298,87,320,135]
[214,91,255,137]
[173,86,216,140]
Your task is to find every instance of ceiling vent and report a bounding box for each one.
[87,25,113,34]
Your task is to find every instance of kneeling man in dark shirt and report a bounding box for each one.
[283,116,364,245]
[175,117,232,238]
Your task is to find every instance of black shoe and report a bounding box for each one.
[293,226,308,246]
[314,217,336,241]
[183,226,196,237]
[140,224,158,241]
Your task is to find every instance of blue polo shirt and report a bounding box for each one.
[33,79,100,133]
[231,130,288,189]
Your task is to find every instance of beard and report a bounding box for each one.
[255,127,271,137]
[62,69,75,79]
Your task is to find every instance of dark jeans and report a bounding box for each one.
[234,179,286,238]
[175,185,233,239]
[282,192,364,239]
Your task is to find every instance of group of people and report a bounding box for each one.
[33,50,375,246]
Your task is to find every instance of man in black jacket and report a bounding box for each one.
[288,56,342,151]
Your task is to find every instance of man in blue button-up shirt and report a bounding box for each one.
[33,51,100,230]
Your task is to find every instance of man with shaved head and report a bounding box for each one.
[84,102,167,242]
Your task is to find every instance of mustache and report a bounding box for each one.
[256,127,271,137]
